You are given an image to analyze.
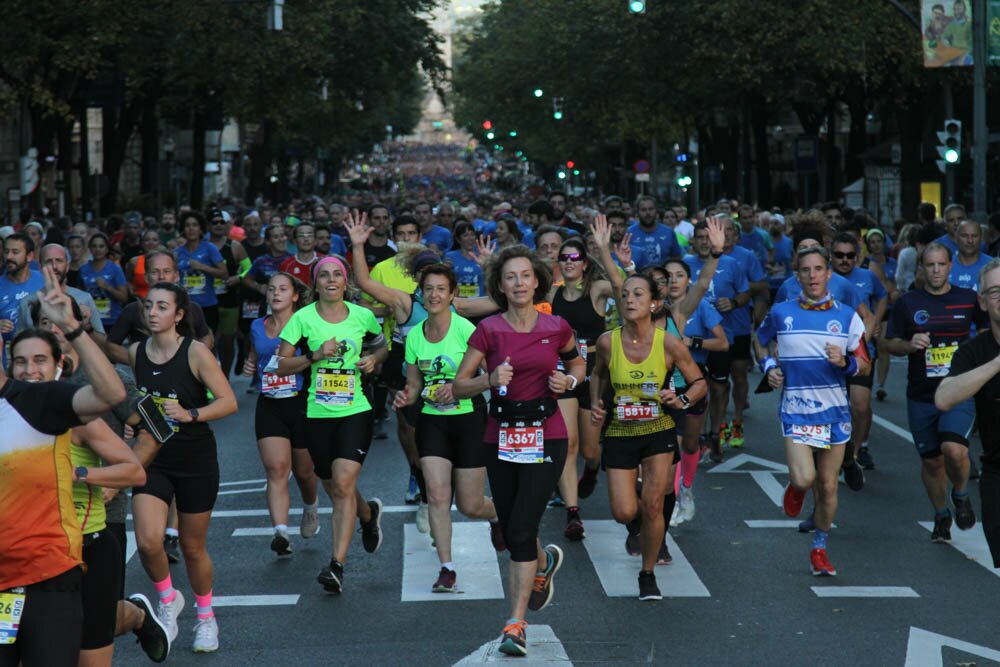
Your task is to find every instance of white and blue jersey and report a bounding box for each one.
[949,253,992,292]
[683,253,748,342]
[445,250,485,297]
[684,299,723,365]
[775,272,862,310]
[628,222,682,265]
[757,297,865,427]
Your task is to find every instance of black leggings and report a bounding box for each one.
[0,567,83,667]
[487,438,567,562]
[982,463,1000,568]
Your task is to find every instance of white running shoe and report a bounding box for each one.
[669,503,684,527]
[155,590,185,643]
[677,485,696,523]
[416,502,430,534]
[301,507,320,538]
[192,616,219,653]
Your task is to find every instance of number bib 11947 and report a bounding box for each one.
[315,368,354,406]
[925,344,958,378]
[458,282,478,298]
[498,419,545,464]
[0,589,26,645]
[615,398,660,421]
[790,423,831,450]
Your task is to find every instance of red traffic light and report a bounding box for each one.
[566,160,575,169]
[482,120,493,130]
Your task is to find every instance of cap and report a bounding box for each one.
[865,228,886,241]
[285,215,301,227]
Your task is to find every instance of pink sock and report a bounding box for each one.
[153,576,176,604]
[195,591,214,619]
[673,460,682,495]
[681,451,700,489]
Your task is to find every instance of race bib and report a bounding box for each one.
[93,297,110,319]
[241,300,260,319]
[262,372,297,398]
[458,282,478,298]
[315,368,355,406]
[0,589,25,645]
[577,338,588,361]
[421,379,458,412]
[615,398,660,421]
[498,420,545,464]
[925,344,958,378]
[791,423,831,450]
[184,274,206,295]
[213,277,227,295]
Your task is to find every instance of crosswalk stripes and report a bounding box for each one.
[401,523,504,601]
[917,521,999,579]
[454,624,571,665]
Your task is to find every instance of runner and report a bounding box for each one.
[936,258,1000,568]
[453,245,585,657]
[275,256,388,594]
[125,230,166,301]
[175,211,228,331]
[392,263,503,593]
[242,272,320,556]
[754,246,869,576]
[948,220,992,292]
[589,272,707,599]
[79,233,129,331]
[886,243,981,542]
[129,282,238,653]
[207,208,248,377]
[861,228,898,402]
[444,220,488,298]
[280,222,324,285]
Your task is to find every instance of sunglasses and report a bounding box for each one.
[558,252,584,262]
[832,251,856,260]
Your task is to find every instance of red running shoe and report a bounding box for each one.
[783,484,805,518]
[810,548,837,576]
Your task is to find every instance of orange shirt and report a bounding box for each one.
[132,253,150,299]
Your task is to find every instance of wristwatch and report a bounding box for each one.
[75,466,89,483]
[677,394,691,410]
[188,408,200,423]
[710,250,723,258]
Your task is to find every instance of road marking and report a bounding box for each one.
[126,530,137,564]
[708,453,787,508]
[744,520,836,529]
[213,595,300,607]
[918,521,1000,578]
[582,520,709,598]
[454,624,571,665]
[749,471,785,507]
[219,478,267,487]
[905,626,1000,666]
[232,527,280,537]
[872,414,912,442]
[811,586,919,598]
[402,523,504,602]
[127,505,421,521]
[218,485,266,496]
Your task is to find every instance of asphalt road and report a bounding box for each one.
[113,360,1000,666]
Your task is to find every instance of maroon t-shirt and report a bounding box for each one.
[468,313,574,443]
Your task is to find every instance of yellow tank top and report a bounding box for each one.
[71,442,106,535]
[606,327,674,437]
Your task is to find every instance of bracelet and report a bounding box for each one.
[760,356,777,374]
[843,356,859,376]
[690,336,703,351]
[623,263,636,272]
[710,250,723,258]
[304,349,315,362]
[566,375,579,392]
[64,324,86,342]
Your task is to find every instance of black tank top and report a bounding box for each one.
[552,287,605,372]
[135,337,214,450]
[245,239,268,263]
[216,240,239,308]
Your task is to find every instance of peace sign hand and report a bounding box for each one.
[36,266,80,333]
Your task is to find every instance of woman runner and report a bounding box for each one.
[79,233,129,330]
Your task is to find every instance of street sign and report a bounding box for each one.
[633,159,650,174]
[20,148,38,195]
[989,0,1000,64]
[635,173,650,182]
[794,137,818,171]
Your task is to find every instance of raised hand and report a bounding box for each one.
[707,215,726,253]
[591,214,612,249]
[614,232,633,267]
[346,210,372,247]
[473,235,496,265]
[36,266,80,333]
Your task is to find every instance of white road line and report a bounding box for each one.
[744,520,837,529]
[707,453,788,474]
[749,471,785,507]
[218,485,266,496]
[918,521,1000,578]
[872,414,912,442]
[232,528,279,537]
[811,586,919,598]
[126,530,137,564]
[212,595,300,607]
[582,520,709,598]
[127,504,420,521]
[905,627,1000,667]
[401,523,504,602]
[454,625,571,665]
[219,478,267,487]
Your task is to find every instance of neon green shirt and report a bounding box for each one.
[71,443,106,535]
[404,314,476,416]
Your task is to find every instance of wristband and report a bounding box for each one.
[843,356,859,376]
[64,323,86,342]
[566,375,579,392]
[710,250,723,259]
[623,263,636,272]
[760,356,777,374]
[304,349,315,362]
[690,336,703,351]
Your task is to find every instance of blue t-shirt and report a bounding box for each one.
[684,299,724,364]
[628,222,682,266]
[176,241,225,307]
[248,252,292,285]
[422,225,453,253]
[684,253,749,340]
[840,266,887,309]
[0,270,44,344]
[445,250,485,297]
[757,298,865,426]
[861,256,897,284]
[327,234,347,258]
[934,234,959,256]
[251,316,304,396]
[79,261,127,326]
[769,235,794,288]
[775,272,862,310]
[740,231,769,267]
[949,253,992,291]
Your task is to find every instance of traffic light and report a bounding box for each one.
[628,0,646,14]
[557,170,567,180]
[482,120,493,130]
[675,170,692,188]
[936,119,962,165]
[509,130,518,137]
[486,131,495,140]
[552,97,564,121]
[566,160,575,169]
[533,88,544,98]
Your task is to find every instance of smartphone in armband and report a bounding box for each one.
[137,394,175,444]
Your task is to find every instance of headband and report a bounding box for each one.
[312,255,348,283]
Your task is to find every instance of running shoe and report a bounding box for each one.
[416,501,430,534]
[875,386,887,402]
[578,465,599,499]
[657,540,673,565]
[527,545,563,611]
[856,447,875,470]
[270,530,292,557]
[405,475,420,504]
[952,492,977,530]
[155,590,185,643]
[729,422,745,448]
[432,567,457,593]
[931,512,953,543]
[361,498,383,553]
[783,483,805,518]
[373,421,388,440]
[842,459,865,491]
[163,535,180,564]
[677,485,696,523]
[669,503,683,527]
[564,509,585,541]
[498,620,528,657]
[128,593,170,663]
[318,559,344,594]
[638,570,663,600]
[625,517,641,556]
[797,511,816,533]
[489,521,507,552]
[809,548,837,576]
[547,491,565,508]
[191,616,219,653]
[301,507,320,539]
[719,422,731,448]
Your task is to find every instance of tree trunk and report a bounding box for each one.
[100,99,141,214]
[79,103,93,218]
[751,99,771,208]
[898,103,924,222]
[190,110,206,210]
[57,117,75,216]
[845,96,867,184]
[140,98,159,206]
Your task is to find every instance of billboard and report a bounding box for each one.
[923,0,974,67]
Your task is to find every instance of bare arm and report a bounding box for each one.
[454,296,499,318]
[184,341,238,422]
[664,334,707,405]
[588,332,612,423]
[936,356,1000,410]
[690,323,729,353]
[276,340,313,377]
[72,419,146,489]
[453,346,501,399]
[346,213,411,319]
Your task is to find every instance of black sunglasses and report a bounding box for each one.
[832,251,856,260]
